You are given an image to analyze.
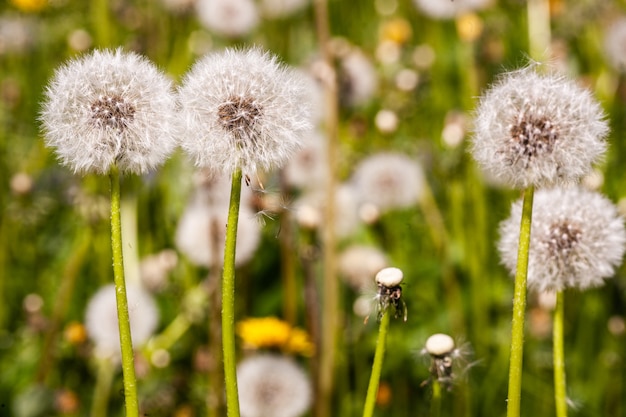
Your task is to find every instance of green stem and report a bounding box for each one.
[431,379,442,417]
[110,165,139,417]
[506,186,534,417]
[553,291,568,417]
[362,311,391,417]
[222,168,243,417]
[91,357,115,417]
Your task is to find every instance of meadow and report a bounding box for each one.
[1,0,626,416]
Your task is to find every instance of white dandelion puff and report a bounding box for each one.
[40,48,179,175]
[85,284,159,360]
[471,67,608,189]
[498,187,626,293]
[237,354,312,417]
[195,0,259,38]
[178,47,312,176]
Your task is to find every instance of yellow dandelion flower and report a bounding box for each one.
[380,18,412,45]
[237,317,315,357]
[11,0,47,13]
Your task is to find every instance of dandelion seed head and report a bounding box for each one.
[85,284,159,360]
[498,187,626,292]
[237,354,312,417]
[179,47,312,176]
[472,67,608,188]
[195,0,259,38]
[339,49,378,107]
[604,17,626,73]
[351,152,425,213]
[175,191,261,267]
[40,48,179,175]
[424,333,455,357]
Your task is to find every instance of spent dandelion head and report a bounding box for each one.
[84,284,159,360]
[471,67,608,189]
[421,333,472,391]
[40,48,179,175]
[178,47,312,176]
[237,354,312,417]
[499,187,626,293]
[374,267,407,322]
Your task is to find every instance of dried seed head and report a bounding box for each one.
[375,267,404,287]
[425,333,455,357]
[499,187,626,292]
[471,67,608,188]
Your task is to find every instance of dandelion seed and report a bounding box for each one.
[471,67,608,188]
[179,47,311,176]
[40,48,179,175]
[85,284,159,360]
[195,0,259,37]
[237,354,312,417]
[498,187,626,292]
[351,152,425,213]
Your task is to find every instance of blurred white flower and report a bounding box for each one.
[139,249,178,293]
[179,47,312,176]
[338,245,388,291]
[40,49,179,174]
[85,284,159,360]
[471,67,608,189]
[294,184,360,238]
[499,187,626,292]
[283,131,327,190]
[175,190,261,267]
[237,354,312,417]
[351,152,425,213]
[604,17,626,73]
[0,15,36,55]
[195,0,259,37]
[339,49,378,106]
[413,0,493,20]
[260,0,310,19]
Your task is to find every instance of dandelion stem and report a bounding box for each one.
[362,311,391,417]
[431,379,442,417]
[507,186,534,417]
[222,168,243,417]
[553,291,568,417]
[110,164,139,417]
[91,357,115,417]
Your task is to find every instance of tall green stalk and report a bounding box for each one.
[430,379,442,417]
[222,168,243,417]
[506,186,534,417]
[362,311,391,417]
[553,291,568,417]
[110,165,139,417]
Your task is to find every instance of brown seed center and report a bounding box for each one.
[547,220,582,258]
[90,95,135,132]
[509,116,559,166]
[217,96,262,141]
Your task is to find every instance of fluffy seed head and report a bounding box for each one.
[498,187,626,292]
[175,190,261,267]
[84,284,159,359]
[178,47,312,176]
[40,48,179,175]
[237,354,312,417]
[604,17,626,73]
[425,333,455,357]
[351,152,425,213]
[471,67,608,189]
[375,267,404,287]
[195,0,259,37]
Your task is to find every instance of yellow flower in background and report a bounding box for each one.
[11,0,47,13]
[237,317,315,357]
[380,17,412,44]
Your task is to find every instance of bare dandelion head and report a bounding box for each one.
[237,354,312,417]
[40,48,179,175]
[374,267,407,322]
[421,333,472,391]
[178,47,312,176]
[499,187,626,292]
[471,67,608,188]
